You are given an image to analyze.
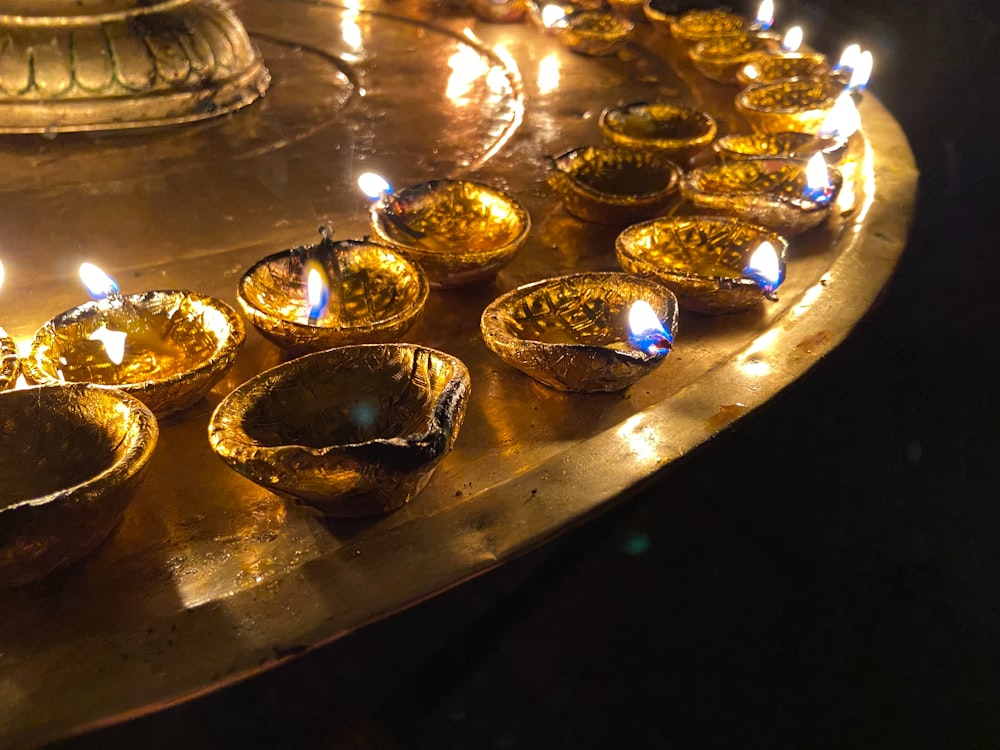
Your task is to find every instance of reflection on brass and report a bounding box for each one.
[689,35,768,85]
[209,345,471,517]
[238,238,429,357]
[599,102,717,163]
[669,9,746,45]
[472,0,526,22]
[681,157,844,234]
[736,52,833,87]
[369,179,531,288]
[0,328,18,391]
[736,77,844,134]
[24,291,245,417]
[714,131,848,162]
[0,0,269,133]
[547,146,681,224]
[616,216,788,313]
[553,9,635,56]
[481,272,679,392]
[0,384,157,587]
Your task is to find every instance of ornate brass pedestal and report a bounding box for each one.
[0,0,269,133]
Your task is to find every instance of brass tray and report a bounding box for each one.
[0,1,916,746]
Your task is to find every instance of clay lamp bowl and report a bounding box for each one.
[209,344,471,518]
[0,384,157,586]
[598,102,717,164]
[735,76,844,134]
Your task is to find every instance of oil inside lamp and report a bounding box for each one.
[819,92,861,140]
[305,261,329,326]
[802,152,834,204]
[835,43,861,73]
[628,300,673,355]
[847,50,873,92]
[753,0,774,30]
[742,240,784,296]
[781,25,803,52]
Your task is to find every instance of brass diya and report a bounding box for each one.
[547,146,682,224]
[369,179,531,288]
[736,76,844,134]
[714,131,847,162]
[598,102,717,163]
[551,9,635,56]
[208,344,471,517]
[668,9,746,45]
[0,328,19,390]
[471,0,526,22]
[681,157,843,234]
[615,215,788,313]
[736,52,833,87]
[238,238,429,356]
[24,290,245,417]
[480,272,679,393]
[689,35,769,85]
[0,384,158,587]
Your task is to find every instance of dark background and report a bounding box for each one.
[59,0,1000,747]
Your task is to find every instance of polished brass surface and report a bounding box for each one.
[736,52,832,87]
[481,271,679,392]
[0,0,269,133]
[0,328,18,390]
[615,215,788,314]
[668,8,745,44]
[547,146,681,224]
[714,131,848,162]
[0,384,158,587]
[736,76,844,133]
[24,290,245,417]
[209,344,470,517]
[472,0,526,22]
[369,179,531,288]
[689,34,766,85]
[681,158,844,234]
[552,9,634,56]
[237,238,429,356]
[598,102,717,163]
[0,0,916,745]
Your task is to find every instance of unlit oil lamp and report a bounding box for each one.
[669,8,747,45]
[598,102,717,164]
[209,344,470,517]
[472,0,527,22]
[529,3,634,56]
[0,383,157,586]
[615,215,788,313]
[23,263,245,417]
[364,173,531,288]
[480,271,679,392]
[681,152,843,234]
[237,228,429,357]
[547,145,682,224]
[0,261,19,391]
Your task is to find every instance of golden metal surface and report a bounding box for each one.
[480,271,679,392]
[0,0,269,133]
[714,130,848,161]
[615,215,788,314]
[736,52,833,87]
[0,384,158,587]
[237,237,429,355]
[369,179,531,288]
[668,8,745,44]
[0,1,916,745]
[689,34,767,85]
[547,146,681,224]
[551,9,635,56]
[736,76,844,133]
[0,328,18,390]
[24,290,245,417]
[209,344,470,517]
[598,102,717,163]
[681,157,844,234]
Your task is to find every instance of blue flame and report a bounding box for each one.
[628,300,673,356]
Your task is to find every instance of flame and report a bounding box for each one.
[754,0,774,30]
[803,152,833,203]
[627,300,672,355]
[79,262,120,300]
[819,92,861,138]
[357,172,392,199]
[541,4,567,28]
[836,43,861,72]
[743,241,783,293]
[305,261,329,324]
[741,63,760,81]
[782,25,803,52]
[88,324,127,365]
[848,50,873,91]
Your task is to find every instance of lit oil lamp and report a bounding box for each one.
[472,0,527,22]
[547,145,682,224]
[0,383,157,586]
[480,271,679,392]
[598,102,717,164]
[736,51,831,87]
[681,152,843,234]
[237,229,429,357]
[209,344,471,517]
[548,8,635,57]
[615,216,788,313]
[528,2,578,33]
[689,33,772,85]
[735,75,844,134]
[23,263,245,417]
[0,260,19,391]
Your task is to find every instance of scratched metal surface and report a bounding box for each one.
[0,0,917,746]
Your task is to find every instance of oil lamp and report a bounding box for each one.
[736,51,831,87]
[735,75,843,133]
[23,264,245,417]
[689,34,772,85]
[472,0,527,22]
[480,271,679,392]
[0,260,19,391]
[669,9,747,45]
[598,102,717,163]
[549,8,635,56]
[209,344,471,517]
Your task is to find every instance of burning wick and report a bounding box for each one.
[847,50,873,93]
[801,152,833,204]
[819,92,861,140]
[628,300,672,356]
[540,3,568,28]
[781,25,803,53]
[357,171,393,199]
[835,43,861,72]
[743,241,783,298]
[305,261,329,326]
[753,0,774,31]
[79,262,120,300]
